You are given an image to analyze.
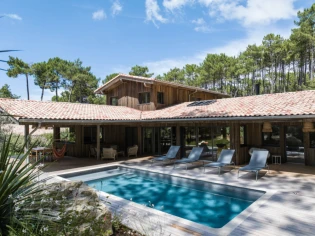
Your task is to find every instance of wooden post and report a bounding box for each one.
[53,127,60,141]
[24,125,29,164]
[97,125,100,160]
[75,125,81,158]
[304,131,310,166]
[280,125,286,163]
[176,125,180,146]
[137,126,142,155]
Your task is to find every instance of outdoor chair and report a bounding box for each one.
[110,145,125,157]
[89,146,97,158]
[173,147,204,170]
[203,149,235,175]
[102,148,117,160]
[127,145,138,158]
[151,146,180,166]
[238,150,269,181]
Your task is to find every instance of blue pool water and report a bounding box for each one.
[66,167,264,228]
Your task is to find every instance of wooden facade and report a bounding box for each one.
[104,80,226,111]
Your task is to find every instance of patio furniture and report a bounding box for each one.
[238,150,269,181]
[203,149,235,175]
[272,155,281,165]
[102,148,117,160]
[53,144,67,160]
[32,147,53,162]
[173,147,204,170]
[89,146,97,158]
[151,146,180,166]
[110,145,125,157]
[127,145,138,158]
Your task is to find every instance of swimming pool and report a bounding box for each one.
[63,166,265,229]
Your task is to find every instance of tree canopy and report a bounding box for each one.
[0,84,20,99]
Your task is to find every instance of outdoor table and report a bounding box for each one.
[31,147,53,162]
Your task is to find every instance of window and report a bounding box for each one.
[240,125,247,145]
[110,97,118,106]
[139,92,150,104]
[157,92,164,104]
[262,125,280,146]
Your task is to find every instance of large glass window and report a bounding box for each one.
[213,126,230,149]
[143,128,153,153]
[198,127,214,158]
[184,127,196,150]
[286,126,304,163]
[262,125,280,146]
[139,92,150,104]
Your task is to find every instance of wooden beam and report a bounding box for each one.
[97,125,100,160]
[176,125,180,146]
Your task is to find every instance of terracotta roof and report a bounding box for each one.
[142,90,315,120]
[1,90,315,122]
[94,74,230,97]
[0,99,141,121]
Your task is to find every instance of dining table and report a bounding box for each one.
[31,147,53,162]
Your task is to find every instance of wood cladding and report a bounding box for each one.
[105,81,222,111]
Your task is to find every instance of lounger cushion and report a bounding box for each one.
[153,156,168,161]
[204,162,226,167]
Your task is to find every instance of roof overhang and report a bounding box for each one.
[94,74,229,97]
[18,114,315,125]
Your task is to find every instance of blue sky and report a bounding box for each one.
[0,0,313,100]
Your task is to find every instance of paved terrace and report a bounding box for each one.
[44,157,315,236]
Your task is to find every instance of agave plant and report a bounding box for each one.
[0,134,43,235]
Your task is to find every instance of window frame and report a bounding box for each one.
[138,92,150,104]
[157,92,164,104]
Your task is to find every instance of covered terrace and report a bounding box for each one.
[1,90,315,166]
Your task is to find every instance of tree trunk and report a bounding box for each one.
[40,81,46,101]
[25,74,30,100]
[55,82,58,102]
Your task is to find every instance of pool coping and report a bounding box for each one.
[48,163,277,236]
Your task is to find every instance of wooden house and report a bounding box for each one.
[1,75,315,166]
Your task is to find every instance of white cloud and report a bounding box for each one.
[192,18,205,25]
[145,0,167,27]
[4,14,22,20]
[92,9,106,21]
[163,0,194,11]
[198,0,298,27]
[111,0,122,16]
[192,18,211,33]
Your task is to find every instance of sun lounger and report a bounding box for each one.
[173,147,204,170]
[151,146,180,166]
[238,150,269,181]
[203,149,235,175]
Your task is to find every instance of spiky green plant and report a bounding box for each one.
[0,134,43,235]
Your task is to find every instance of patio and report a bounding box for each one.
[44,156,315,235]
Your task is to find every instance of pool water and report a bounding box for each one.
[80,168,265,228]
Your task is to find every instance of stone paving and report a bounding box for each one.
[44,156,315,235]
